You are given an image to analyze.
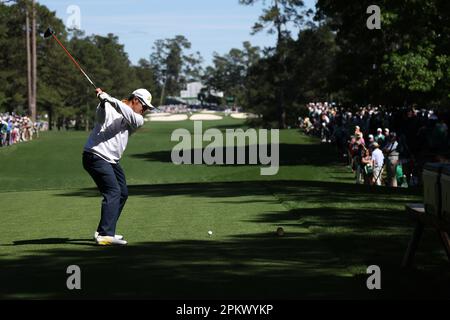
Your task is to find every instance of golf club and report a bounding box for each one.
[44,27,97,90]
[44,27,160,113]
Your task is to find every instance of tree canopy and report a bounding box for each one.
[0,0,448,130]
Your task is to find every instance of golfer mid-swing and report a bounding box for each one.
[83,88,153,245]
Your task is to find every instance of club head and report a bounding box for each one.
[44,27,54,39]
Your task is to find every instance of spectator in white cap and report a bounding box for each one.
[371,142,384,186]
[368,134,375,151]
[83,87,154,246]
[375,128,385,145]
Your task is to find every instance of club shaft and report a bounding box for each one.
[51,34,97,89]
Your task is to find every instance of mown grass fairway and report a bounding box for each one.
[1,118,449,299]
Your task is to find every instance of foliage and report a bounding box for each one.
[316,0,450,106]
[1,0,448,130]
[203,41,261,107]
[150,35,203,101]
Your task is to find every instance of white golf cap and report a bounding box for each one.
[133,88,155,109]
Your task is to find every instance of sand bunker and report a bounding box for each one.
[200,110,218,114]
[230,113,249,119]
[229,113,258,119]
[189,114,223,121]
[146,114,188,122]
[146,113,171,118]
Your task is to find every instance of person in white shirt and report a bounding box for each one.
[371,142,385,186]
[83,88,154,245]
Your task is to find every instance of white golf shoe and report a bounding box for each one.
[96,235,128,246]
[94,231,124,240]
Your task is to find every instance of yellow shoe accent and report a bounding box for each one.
[97,240,113,245]
[96,235,127,246]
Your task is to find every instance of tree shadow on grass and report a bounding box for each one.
[4,180,445,299]
[245,207,407,229]
[329,175,355,182]
[1,227,449,300]
[130,143,341,166]
[56,179,421,202]
[2,238,96,247]
[9,180,440,299]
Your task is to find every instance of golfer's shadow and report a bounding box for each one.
[6,238,96,247]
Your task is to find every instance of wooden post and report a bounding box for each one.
[402,221,424,268]
[438,231,450,261]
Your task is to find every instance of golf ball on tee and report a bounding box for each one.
[208,230,213,235]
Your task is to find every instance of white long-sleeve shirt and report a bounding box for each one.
[84,93,144,164]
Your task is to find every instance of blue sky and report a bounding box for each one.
[38,0,316,66]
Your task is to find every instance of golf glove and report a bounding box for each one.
[97,92,111,102]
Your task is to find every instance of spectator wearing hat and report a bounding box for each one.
[367,134,375,151]
[375,128,385,146]
[372,142,384,186]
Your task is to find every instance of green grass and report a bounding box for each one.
[1,118,449,299]
[0,119,349,191]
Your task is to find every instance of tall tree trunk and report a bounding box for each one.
[48,107,53,131]
[26,8,32,117]
[31,0,37,122]
[274,0,286,129]
[160,75,167,106]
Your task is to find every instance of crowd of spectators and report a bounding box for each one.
[158,104,239,114]
[299,102,449,187]
[0,113,48,147]
[158,104,190,114]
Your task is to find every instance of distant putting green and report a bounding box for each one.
[1,118,449,299]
